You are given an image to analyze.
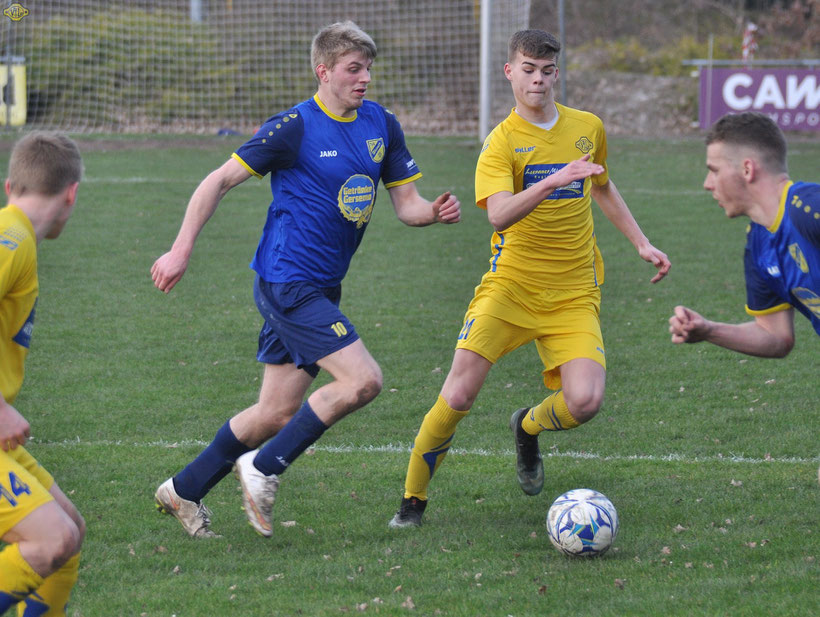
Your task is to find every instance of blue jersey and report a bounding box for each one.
[233,95,422,286]
[744,181,820,334]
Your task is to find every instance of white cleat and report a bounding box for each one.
[155,477,220,538]
[234,450,280,538]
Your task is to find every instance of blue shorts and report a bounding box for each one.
[253,275,359,377]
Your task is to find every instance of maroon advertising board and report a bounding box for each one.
[699,68,819,132]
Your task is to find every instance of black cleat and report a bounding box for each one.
[388,496,427,528]
[510,407,544,495]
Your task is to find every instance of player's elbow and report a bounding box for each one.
[770,335,795,358]
[487,211,511,232]
[756,331,795,358]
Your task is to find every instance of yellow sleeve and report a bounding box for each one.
[475,129,514,209]
[590,118,609,186]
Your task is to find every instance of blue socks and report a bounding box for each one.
[252,401,327,476]
[174,421,251,503]
[173,402,328,500]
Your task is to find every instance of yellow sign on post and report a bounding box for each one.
[2,3,29,126]
[0,58,26,126]
[3,3,29,22]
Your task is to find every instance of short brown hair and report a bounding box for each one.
[706,112,788,174]
[7,131,83,197]
[311,21,377,79]
[508,29,561,63]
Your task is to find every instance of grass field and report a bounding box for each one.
[2,133,818,616]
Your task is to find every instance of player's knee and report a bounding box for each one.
[353,364,383,406]
[58,494,86,548]
[440,374,481,410]
[42,519,82,572]
[73,511,87,547]
[442,387,475,411]
[564,388,603,424]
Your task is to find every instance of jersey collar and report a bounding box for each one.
[767,181,794,233]
[314,94,357,123]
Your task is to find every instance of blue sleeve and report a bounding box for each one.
[380,108,421,187]
[790,183,820,247]
[233,109,304,177]
[743,241,782,312]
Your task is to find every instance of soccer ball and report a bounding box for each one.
[546,488,619,557]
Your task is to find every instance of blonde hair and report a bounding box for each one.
[7,131,83,197]
[310,21,377,80]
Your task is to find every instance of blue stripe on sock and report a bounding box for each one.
[0,591,21,613]
[21,593,50,617]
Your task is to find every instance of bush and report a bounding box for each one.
[576,35,742,77]
[26,9,257,129]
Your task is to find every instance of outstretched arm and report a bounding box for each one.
[387,182,461,227]
[151,157,251,293]
[486,154,604,232]
[591,179,671,283]
[668,305,796,358]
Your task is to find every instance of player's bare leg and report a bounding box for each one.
[157,363,312,538]
[236,340,382,536]
[558,358,606,423]
[512,358,606,495]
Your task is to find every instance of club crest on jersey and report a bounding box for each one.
[575,136,593,154]
[338,174,376,228]
[367,138,385,163]
[788,243,809,273]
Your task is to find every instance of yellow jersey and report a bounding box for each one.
[475,104,609,290]
[0,204,37,404]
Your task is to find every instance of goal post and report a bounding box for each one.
[478,0,532,141]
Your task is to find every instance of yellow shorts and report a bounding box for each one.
[0,446,55,537]
[455,279,605,390]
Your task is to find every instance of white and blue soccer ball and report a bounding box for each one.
[546,488,619,557]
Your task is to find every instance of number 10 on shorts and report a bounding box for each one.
[330,321,348,337]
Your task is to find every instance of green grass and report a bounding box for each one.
[2,133,818,616]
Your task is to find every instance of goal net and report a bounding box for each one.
[0,0,529,136]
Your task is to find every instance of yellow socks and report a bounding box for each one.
[16,552,80,617]
[403,395,468,500]
[521,390,580,435]
[0,543,44,613]
[0,544,80,617]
